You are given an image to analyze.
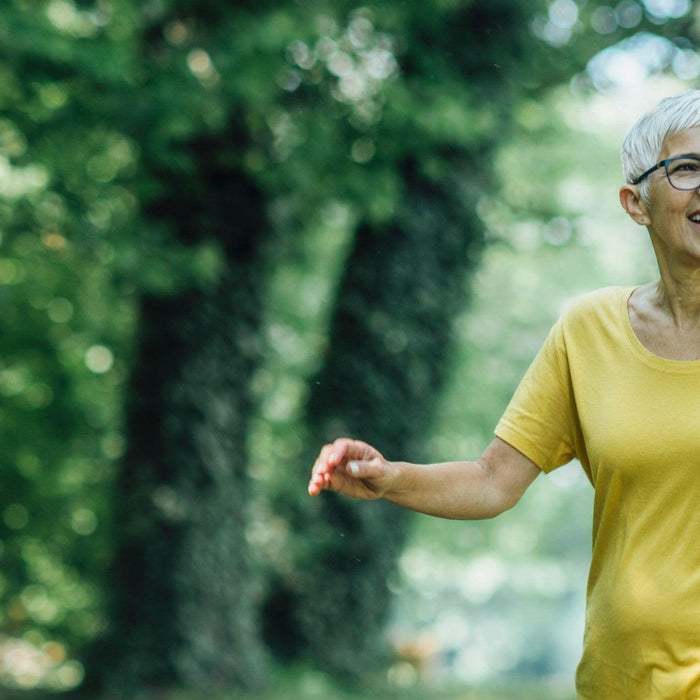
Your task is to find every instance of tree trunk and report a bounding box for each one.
[87,141,271,696]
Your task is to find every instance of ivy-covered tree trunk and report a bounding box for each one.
[88,143,271,696]
[264,0,560,677]
[266,161,485,679]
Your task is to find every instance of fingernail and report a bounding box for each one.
[348,461,359,475]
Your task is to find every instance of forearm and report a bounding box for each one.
[309,437,539,516]
[383,458,519,520]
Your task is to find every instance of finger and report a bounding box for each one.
[309,443,339,495]
[308,468,333,494]
[328,437,354,467]
[346,459,383,480]
[312,443,335,476]
[308,477,322,496]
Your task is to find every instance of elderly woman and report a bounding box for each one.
[309,89,700,698]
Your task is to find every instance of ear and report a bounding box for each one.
[619,184,650,226]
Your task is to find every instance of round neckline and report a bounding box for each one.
[621,286,700,372]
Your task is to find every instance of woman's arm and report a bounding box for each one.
[308,436,540,520]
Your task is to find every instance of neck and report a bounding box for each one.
[652,267,700,327]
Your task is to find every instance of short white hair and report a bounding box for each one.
[621,89,700,200]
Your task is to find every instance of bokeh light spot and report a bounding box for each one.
[591,6,618,34]
[615,0,644,27]
[70,509,97,536]
[673,49,700,80]
[351,136,375,163]
[47,298,74,323]
[643,0,690,19]
[84,345,114,374]
[3,504,29,530]
[549,0,579,28]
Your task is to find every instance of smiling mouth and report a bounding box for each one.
[688,212,700,223]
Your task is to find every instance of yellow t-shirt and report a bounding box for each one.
[495,286,700,699]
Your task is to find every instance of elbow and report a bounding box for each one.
[497,480,531,516]
[463,494,520,521]
[477,486,524,520]
[500,490,524,515]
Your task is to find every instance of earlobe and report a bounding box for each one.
[619,185,650,226]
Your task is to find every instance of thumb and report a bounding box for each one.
[347,461,364,477]
[346,460,381,478]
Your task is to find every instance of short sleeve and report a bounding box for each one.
[494,317,584,473]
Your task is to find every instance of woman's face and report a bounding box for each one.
[644,126,700,268]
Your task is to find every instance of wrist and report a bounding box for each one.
[382,460,406,500]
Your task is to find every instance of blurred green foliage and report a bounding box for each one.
[0,0,697,695]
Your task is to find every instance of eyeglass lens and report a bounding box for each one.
[666,157,700,190]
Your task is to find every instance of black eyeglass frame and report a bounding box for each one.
[631,153,700,190]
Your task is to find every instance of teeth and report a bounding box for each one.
[690,215,700,222]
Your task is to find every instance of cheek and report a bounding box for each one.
[648,190,690,218]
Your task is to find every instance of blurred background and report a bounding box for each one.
[0,0,696,698]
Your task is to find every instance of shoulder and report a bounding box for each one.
[532,286,634,362]
[559,286,632,327]
[550,287,636,359]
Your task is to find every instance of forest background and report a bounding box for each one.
[0,0,697,698]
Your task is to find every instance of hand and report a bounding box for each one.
[308,438,394,500]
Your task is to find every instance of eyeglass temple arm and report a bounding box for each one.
[632,153,700,185]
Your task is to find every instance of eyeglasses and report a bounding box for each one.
[632,153,700,190]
